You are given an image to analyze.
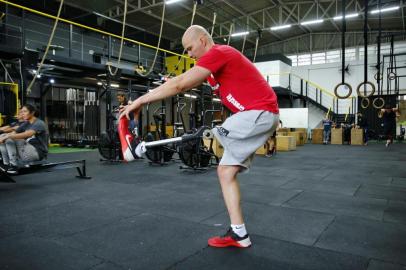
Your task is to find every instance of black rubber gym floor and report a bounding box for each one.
[1,143,406,270]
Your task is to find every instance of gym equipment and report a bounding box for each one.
[135,125,213,159]
[0,160,91,183]
[372,97,385,109]
[118,116,216,170]
[144,106,176,165]
[334,0,352,99]
[361,97,370,109]
[373,1,385,109]
[388,36,396,81]
[356,0,375,98]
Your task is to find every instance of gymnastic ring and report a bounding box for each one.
[372,97,385,109]
[374,73,383,81]
[356,81,375,98]
[388,72,396,80]
[361,97,370,109]
[334,82,352,99]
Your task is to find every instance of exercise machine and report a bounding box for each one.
[0,159,91,183]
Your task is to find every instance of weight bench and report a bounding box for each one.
[0,159,91,183]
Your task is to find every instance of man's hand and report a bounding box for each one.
[119,99,142,120]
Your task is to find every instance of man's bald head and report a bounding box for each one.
[182,25,213,47]
[182,25,214,60]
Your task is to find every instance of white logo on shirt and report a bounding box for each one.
[226,94,245,111]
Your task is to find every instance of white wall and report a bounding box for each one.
[254,60,291,88]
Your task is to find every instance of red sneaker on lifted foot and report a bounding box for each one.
[208,228,252,248]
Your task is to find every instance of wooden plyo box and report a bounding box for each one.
[255,144,268,155]
[276,136,296,151]
[351,128,364,145]
[278,128,290,133]
[331,128,343,145]
[146,125,174,138]
[203,138,224,157]
[311,128,323,144]
[288,131,305,146]
[295,128,308,143]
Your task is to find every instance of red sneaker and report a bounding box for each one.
[117,117,140,162]
[208,228,252,248]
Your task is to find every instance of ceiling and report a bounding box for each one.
[58,0,406,54]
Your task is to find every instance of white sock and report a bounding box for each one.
[231,224,247,237]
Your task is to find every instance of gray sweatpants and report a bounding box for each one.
[0,139,39,166]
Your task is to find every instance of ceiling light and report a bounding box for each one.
[213,98,221,102]
[270,25,291,31]
[370,6,399,14]
[36,74,41,78]
[110,83,119,88]
[231,31,249,37]
[49,79,55,84]
[333,13,359,20]
[97,82,103,86]
[166,0,183,4]
[32,69,37,74]
[300,19,324,26]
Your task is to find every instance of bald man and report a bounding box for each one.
[121,25,279,248]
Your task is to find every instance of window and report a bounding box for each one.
[298,54,311,66]
[312,52,326,64]
[326,50,340,63]
[345,48,356,61]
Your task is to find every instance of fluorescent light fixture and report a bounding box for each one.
[49,79,55,84]
[270,25,291,31]
[110,83,120,88]
[166,0,183,4]
[370,6,399,14]
[184,94,197,99]
[333,13,359,20]
[213,98,221,102]
[97,82,103,86]
[300,19,324,26]
[231,31,249,37]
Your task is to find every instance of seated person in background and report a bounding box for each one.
[322,116,333,145]
[115,91,137,134]
[266,119,282,157]
[0,104,48,174]
[0,109,27,135]
[356,112,368,146]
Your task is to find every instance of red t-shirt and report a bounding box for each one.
[197,44,279,114]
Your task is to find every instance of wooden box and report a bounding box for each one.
[311,128,323,144]
[146,125,174,138]
[331,128,343,145]
[276,135,296,151]
[288,131,305,146]
[351,128,364,145]
[255,144,268,155]
[295,128,308,143]
[203,138,224,157]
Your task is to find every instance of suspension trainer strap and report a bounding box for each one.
[364,0,368,84]
[341,0,346,84]
[377,0,381,95]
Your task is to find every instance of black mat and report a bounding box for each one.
[1,143,406,269]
